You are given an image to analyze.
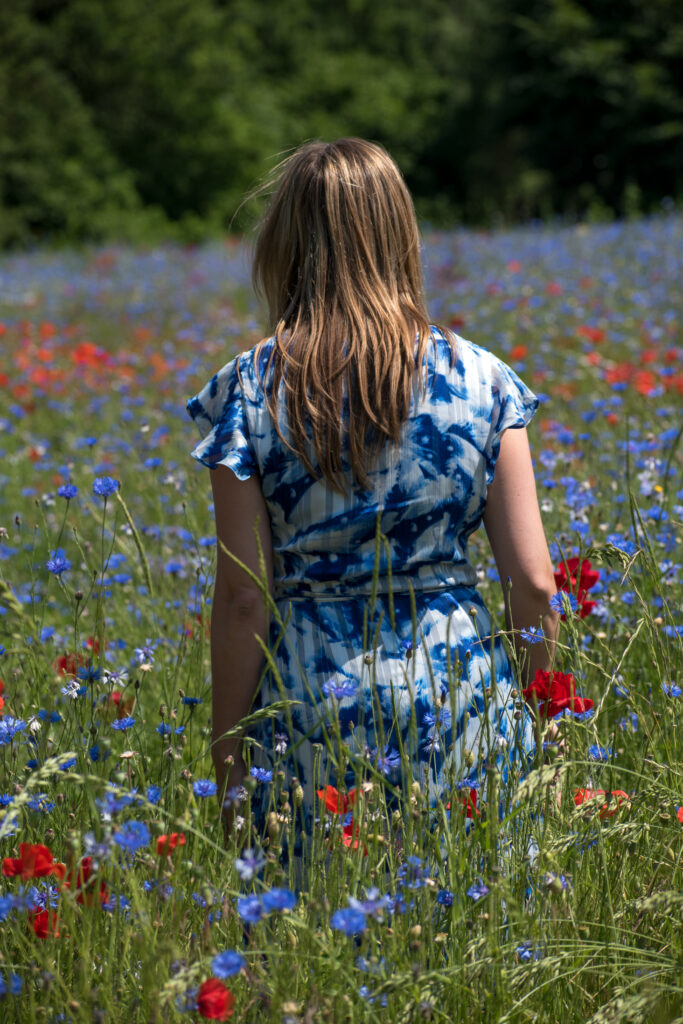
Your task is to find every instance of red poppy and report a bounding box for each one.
[53,638,99,678]
[576,325,605,344]
[446,788,481,818]
[553,557,600,619]
[2,843,66,881]
[65,856,109,906]
[340,819,368,856]
[316,785,357,815]
[109,690,135,719]
[28,907,60,938]
[523,670,593,719]
[196,978,234,1020]
[156,832,186,856]
[574,789,630,819]
[0,678,4,715]
[677,807,683,824]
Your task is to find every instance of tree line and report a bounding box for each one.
[1,0,682,247]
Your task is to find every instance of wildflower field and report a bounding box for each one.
[0,215,682,1024]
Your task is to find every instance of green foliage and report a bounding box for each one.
[1,0,683,244]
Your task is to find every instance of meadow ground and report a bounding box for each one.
[0,215,681,1023]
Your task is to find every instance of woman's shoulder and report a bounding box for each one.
[427,325,505,379]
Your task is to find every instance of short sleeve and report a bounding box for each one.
[186,355,257,480]
[483,355,539,486]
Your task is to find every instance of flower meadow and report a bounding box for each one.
[0,215,682,1024]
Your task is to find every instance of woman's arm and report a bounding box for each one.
[482,426,559,686]
[209,465,273,827]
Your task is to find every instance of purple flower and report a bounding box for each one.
[93,476,120,498]
[322,678,357,699]
[330,907,367,936]
[57,484,78,500]
[193,779,217,798]
[466,880,490,902]
[234,848,266,881]
[211,951,246,979]
[371,745,402,775]
[46,550,71,576]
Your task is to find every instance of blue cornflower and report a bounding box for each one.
[550,591,579,615]
[0,717,26,745]
[322,678,357,699]
[0,896,14,922]
[58,757,76,772]
[132,644,154,665]
[181,696,202,706]
[359,985,388,1007]
[516,941,542,962]
[211,951,246,979]
[588,744,613,762]
[619,713,639,732]
[250,767,273,784]
[145,785,162,804]
[348,887,391,919]
[421,708,452,729]
[102,893,131,913]
[40,626,55,642]
[58,484,78,500]
[193,779,217,798]
[112,820,150,852]
[89,745,101,762]
[93,476,120,498]
[236,895,264,924]
[261,887,297,913]
[234,848,266,881]
[466,880,490,902]
[397,855,431,890]
[0,971,23,996]
[437,889,454,907]
[46,550,71,576]
[372,745,402,775]
[111,717,135,731]
[520,626,545,644]
[156,723,185,736]
[77,666,101,683]
[662,681,682,698]
[330,907,367,936]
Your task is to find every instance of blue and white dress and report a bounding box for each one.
[187,327,539,847]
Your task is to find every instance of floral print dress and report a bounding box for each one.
[187,327,539,850]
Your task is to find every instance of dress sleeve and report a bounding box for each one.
[483,355,539,486]
[186,355,257,479]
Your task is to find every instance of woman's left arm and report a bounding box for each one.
[208,465,273,828]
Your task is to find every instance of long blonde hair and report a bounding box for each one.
[252,138,455,493]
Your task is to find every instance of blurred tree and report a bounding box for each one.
[0,0,682,244]
[0,1,143,247]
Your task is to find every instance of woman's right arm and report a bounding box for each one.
[482,426,559,686]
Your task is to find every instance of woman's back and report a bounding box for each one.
[188,327,537,598]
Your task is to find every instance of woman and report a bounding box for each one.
[187,138,559,859]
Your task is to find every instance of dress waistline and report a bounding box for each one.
[273,564,478,602]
